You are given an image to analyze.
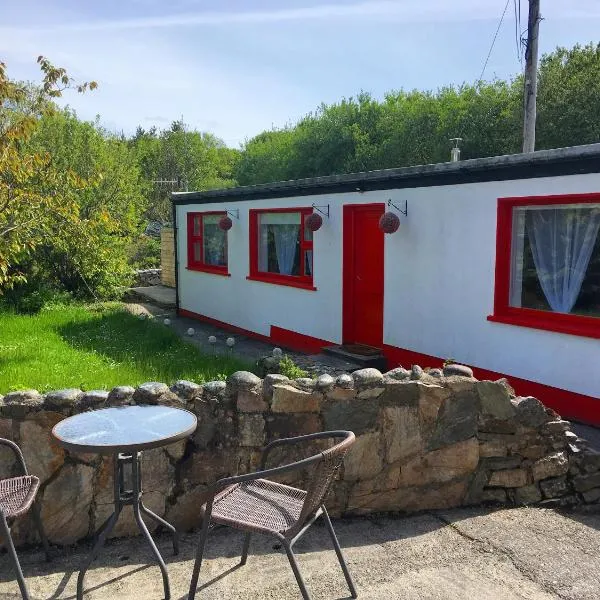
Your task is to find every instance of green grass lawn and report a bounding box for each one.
[0,304,251,393]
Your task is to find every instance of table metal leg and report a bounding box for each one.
[77,451,176,600]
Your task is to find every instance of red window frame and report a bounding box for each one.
[247,207,316,290]
[488,192,600,339]
[186,211,230,276]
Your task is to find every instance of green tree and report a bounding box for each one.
[0,57,96,292]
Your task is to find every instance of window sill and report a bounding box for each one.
[246,274,317,291]
[186,265,231,277]
[487,311,600,340]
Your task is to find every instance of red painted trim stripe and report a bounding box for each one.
[270,325,331,354]
[177,308,599,426]
[383,344,599,426]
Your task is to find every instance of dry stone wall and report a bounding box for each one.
[1,365,599,547]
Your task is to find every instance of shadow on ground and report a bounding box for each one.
[3,507,600,599]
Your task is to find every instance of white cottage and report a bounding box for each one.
[172,144,600,425]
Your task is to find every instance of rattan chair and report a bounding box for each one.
[188,430,357,600]
[0,438,50,600]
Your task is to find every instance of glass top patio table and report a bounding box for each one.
[52,405,197,454]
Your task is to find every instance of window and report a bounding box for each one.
[489,193,600,338]
[187,212,229,275]
[248,208,315,290]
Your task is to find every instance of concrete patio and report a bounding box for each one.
[2,506,600,599]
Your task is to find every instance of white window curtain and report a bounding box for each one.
[258,213,300,274]
[203,215,226,266]
[519,205,600,313]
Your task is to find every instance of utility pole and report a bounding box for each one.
[522,0,541,153]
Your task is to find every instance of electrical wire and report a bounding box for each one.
[477,0,512,83]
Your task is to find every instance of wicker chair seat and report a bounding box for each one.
[209,478,307,535]
[0,475,40,520]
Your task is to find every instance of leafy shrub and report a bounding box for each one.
[128,235,161,270]
[278,355,308,379]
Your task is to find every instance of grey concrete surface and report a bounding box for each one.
[2,506,599,599]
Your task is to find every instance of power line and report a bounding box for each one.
[478,0,512,83]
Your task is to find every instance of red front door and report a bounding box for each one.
[343,204,385,347]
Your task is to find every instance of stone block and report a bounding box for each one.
[518,444,548,461]
[271,384,320,413]
[488,468,528,488]
[227,371,262,391]
[132,382,170,404]
[165,439,187,461]
[77,390,109,411]
[479,439,508,458]
[410,365,424,380]
[347,478,468,514]
[182,448,241,484]
[263,374,290,399]
[384,367,410,381]
[418,384,450,439]
[352,368,384,388]
[2,390,43,418]
[326,387,358,401]
[237,389,268,412]
[315,374,335,392]
[266,414,321,438]
[170,380,202,400]
[465,469,489,504]
[322,398,379,435]
[572,472,600,493]
[443,364,473,377]
[0,419,16,479]
[478,416,518,434]
[166,484,208,531]
[41,462,95,544]
[582,488,600,503]
[481,456,522,470]
[239,414,265,447]
[142,447,174,495]
[399,438,479,487]
[513,396,549,428]
[481,488,507,503]
[203,380,227,398]
[294,378,316,391]
[476,380,516,419]
[540,476,568,498]
[532,452,568,481]
[382,405,421,463]
[514,484,542,505]
[428,392,478,450]
[19,412,65,482]
[357,387,385,399]
[191,400,217,449]
[542,420,571,435]
[107,385,135,406]
[343,432,383,481]
[335,374,354,389]
[382,381,421,407]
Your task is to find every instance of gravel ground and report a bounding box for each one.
[2,506,600,600]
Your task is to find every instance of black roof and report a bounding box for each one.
[172,143,600,205]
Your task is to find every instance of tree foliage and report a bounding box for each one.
[131,120,239,222]
[0,57,97,291]
[236,44,600,185]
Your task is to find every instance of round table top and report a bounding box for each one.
[52,405,197,454]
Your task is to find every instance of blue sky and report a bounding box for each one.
[2,0,600,147]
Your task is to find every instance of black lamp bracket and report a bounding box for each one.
[311,203,330,218]
[226,209,239,219]
[388,199,408,216]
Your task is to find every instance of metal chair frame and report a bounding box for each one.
[0,437,51,600]
[188,430,357,600]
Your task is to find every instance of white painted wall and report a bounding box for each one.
[176,172,600,398]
